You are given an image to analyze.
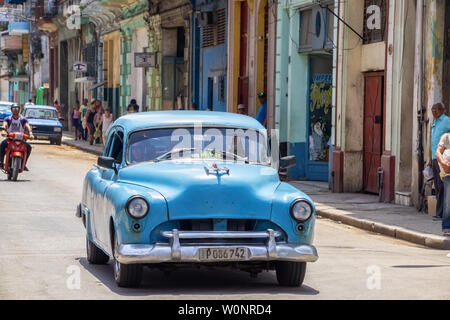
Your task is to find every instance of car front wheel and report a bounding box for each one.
[275,261,307,287]
[86,236,109,264]
[113,234,142,288]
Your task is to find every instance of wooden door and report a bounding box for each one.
[363,73,384,194]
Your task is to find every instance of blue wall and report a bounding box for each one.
[192,0,227,111]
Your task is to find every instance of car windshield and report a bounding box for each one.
[24,108,58,120]
[127,126,270,165]
[0,104,11,112]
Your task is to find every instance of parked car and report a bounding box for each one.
[0,101,13,123]
[76,111,318,288]
[23,105,63,145]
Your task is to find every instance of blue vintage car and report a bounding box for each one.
[0,101,13,123]
[76,111,318,287]
[23,105,63,145]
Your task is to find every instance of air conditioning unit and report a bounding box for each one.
[311,5,326,50]
[196,11,214,27]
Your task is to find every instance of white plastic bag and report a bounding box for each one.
[423,166,434,181]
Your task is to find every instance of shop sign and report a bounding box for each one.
[135,53,156,68]
[73,62,87,72]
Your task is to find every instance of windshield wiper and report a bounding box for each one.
[154,148,200,162]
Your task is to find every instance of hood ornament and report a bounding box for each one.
[204,163,230,175]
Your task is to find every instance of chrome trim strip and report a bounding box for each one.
[116,242,319,264]
[161,229,282,239]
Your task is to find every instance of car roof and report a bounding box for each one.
[0,101,13,105]
[24,105,57,111]
[115,111,266,133]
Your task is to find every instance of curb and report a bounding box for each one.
[316,208,450,250]
[62,139,103,156]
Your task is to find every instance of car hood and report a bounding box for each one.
[28,118,62,127]
[118,161,280,220]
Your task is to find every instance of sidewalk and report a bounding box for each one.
[62,131,104,156]
[289,180,450,250]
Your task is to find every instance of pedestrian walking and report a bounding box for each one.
[428,102,450,220]
[98,108,114,145]
[122,104,135,116]
[71,100,81,140]
[94,105,103,144]
[256,92,267,127]
[237,104,246,115]
[130,98,140,112]
[80,98,88,140]
[434,132,450,236]
[54,100,61,117]
[85,100,97,145]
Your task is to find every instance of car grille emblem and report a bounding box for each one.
[204,163,230,175]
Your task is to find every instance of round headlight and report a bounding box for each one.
[126,197,149,219]
[290,200,313,222]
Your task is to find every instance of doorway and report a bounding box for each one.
[363,72,384,194]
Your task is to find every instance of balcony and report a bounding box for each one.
[0,35,22,52]
[35,0,59,33]
[8,22,30,36]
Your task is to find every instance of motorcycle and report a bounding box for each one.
[0,128,30,181]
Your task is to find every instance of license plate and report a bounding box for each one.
[199,248,249,261]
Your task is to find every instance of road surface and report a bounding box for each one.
[0,142,449,299]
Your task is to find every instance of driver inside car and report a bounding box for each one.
[0,104,34,171]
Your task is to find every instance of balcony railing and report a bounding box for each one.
[0,35,22,52]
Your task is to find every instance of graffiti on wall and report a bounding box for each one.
[309,74,332,162]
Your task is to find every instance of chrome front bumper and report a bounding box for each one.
[116,229,318,264]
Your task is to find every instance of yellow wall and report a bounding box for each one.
[256,0,266,106]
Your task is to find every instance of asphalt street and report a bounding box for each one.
[0,142,449,299]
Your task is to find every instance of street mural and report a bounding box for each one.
[309,74,332,162]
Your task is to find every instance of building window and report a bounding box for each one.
[363,0,386,44]
[201,8,226,48]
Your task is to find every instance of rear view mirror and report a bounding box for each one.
[280,155,296,170]
[98,156,115,170]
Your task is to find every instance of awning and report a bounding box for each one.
[74,77,96,83]
[9,75,29,82]
[87,80,107,91]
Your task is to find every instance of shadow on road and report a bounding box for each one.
[392,265,450,269]
[78,257,320,297]
[0,179,31,182]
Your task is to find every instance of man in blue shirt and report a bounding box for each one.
[429,102,450,219]
[256,92,267,127]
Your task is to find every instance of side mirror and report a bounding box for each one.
[279,155,296,170]
[98,156,115,170]
[59,117,65,122]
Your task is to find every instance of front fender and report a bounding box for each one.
[106,182,168,249]
[270,182,316,245]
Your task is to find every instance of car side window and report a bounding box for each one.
[110,131,124,163]
[104,128,115,157]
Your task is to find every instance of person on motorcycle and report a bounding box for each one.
[0,103,34,171]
